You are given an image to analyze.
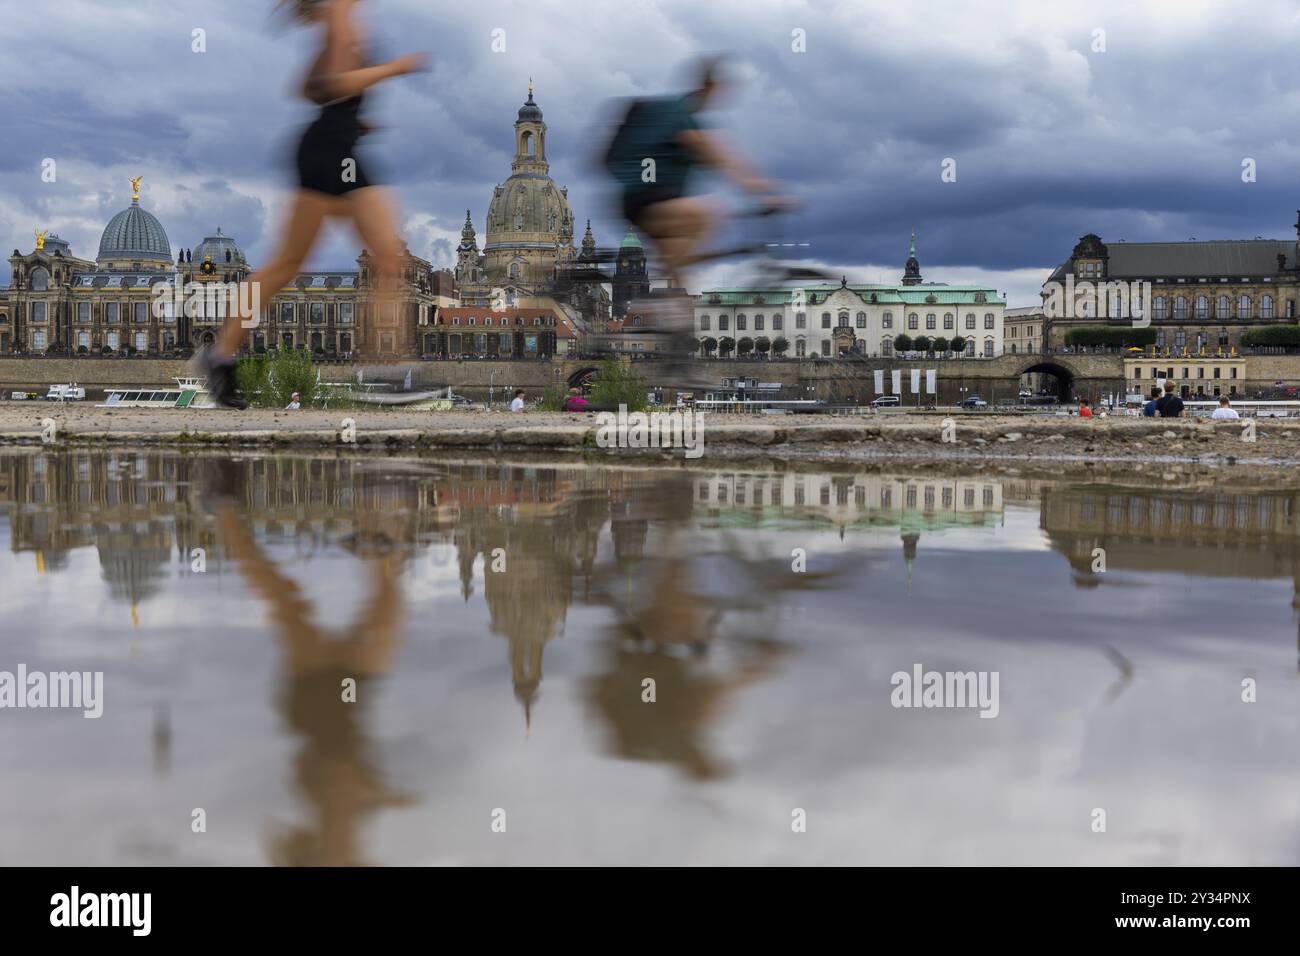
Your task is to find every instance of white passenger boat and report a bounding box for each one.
[98,377,216,409]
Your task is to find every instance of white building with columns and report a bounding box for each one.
[693,234,1006,358]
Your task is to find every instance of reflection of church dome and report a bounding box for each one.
[98,200,172,266]
[98,537,171,605]
[192,228,245,266]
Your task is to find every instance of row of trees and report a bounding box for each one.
[1240,325,1300,347]
[695,335,975,357]
[1063,326,1158,347]
[698,335,790,357]
[891,334,969,355]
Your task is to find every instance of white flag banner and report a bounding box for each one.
[874,369,884,395]
[926,369,936,394]
[910,369,921,394]
[891,370,902,396]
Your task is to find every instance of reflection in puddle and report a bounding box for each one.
[1,449,1298,865]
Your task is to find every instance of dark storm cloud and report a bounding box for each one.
[5,0,1300,302]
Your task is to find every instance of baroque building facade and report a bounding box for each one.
[454,87,609,327]
[1042,222,1300,352]
[0,179,445,361]
[693,234,1006,358]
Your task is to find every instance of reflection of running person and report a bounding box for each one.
[208,460,411,865]
[200,0,429,408]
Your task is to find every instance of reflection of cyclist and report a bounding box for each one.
[605,56,790,306]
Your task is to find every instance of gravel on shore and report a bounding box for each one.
[0,404,1295,465]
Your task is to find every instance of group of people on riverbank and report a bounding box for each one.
[1135,381,1240,420]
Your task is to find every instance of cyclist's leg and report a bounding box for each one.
[636,195,716,291]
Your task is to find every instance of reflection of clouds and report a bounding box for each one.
[4,450,1300,864]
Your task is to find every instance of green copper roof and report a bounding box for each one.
[697,285,1005,307]
[620,227,643,249]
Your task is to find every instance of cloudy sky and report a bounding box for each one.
[4,0,1300,306]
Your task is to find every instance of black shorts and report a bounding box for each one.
[622,185,684,229]
[295,120,377,197]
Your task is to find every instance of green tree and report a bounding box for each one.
[930,336,949,355]
[912,335,932,354]
[893,333,913,353]
[755,335,772,357]
[1241,326,1300,347]
[737,336,754,357]
[702,336,719,356]
[590,356,649,411]
[1064,325,1157,348]
[949,335,967,355]
[719,336,736,357]
[772,336,790,357]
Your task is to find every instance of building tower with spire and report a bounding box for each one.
[612,226,649,319]
[902,229,922,285]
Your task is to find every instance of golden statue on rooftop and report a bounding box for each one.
[130,176,143,203]
[34,229,47,252]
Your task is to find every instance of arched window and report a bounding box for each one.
[838,311,850,328]
[965,313,975,330]
[821,312,832,329]
[30,267,49,291]
[881,337,893,357]
[925,313,936,330]
[908,313,918,330]
[1218,295,1230,318]
[882,312,894,329]
[795,337,807,357]
[1261,295,1274,319]
[1238,295,1252,319]
[856,311,867,328]
[509,261,521,278]
[943,313,954,329]
[700,314,711,331]
[1195,295,1208,320]
[736,313,747,330]
[983,338,994,357]
[1154,296,1168,321]
[1173,296,1188,320]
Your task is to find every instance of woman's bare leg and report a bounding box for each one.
[215,190,337,359]
[345,187,405,349]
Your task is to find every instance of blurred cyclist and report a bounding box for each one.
[603,56,791,382]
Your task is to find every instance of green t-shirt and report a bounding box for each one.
[608,94,704,194]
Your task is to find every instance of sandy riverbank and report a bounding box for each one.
[0,405,1296,465]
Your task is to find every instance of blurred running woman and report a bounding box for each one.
[200,0,428,408]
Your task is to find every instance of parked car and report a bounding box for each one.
[959,395,988,409]
[870,395,901,407]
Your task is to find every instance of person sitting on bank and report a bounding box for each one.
[1156,380,1185,418]
[510,389,526,413]
[1211,395,1240,420]
[1141,386,1161,417]
[285,392,301,410]
[1079,399,1093,418]
[562,388,589,412]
